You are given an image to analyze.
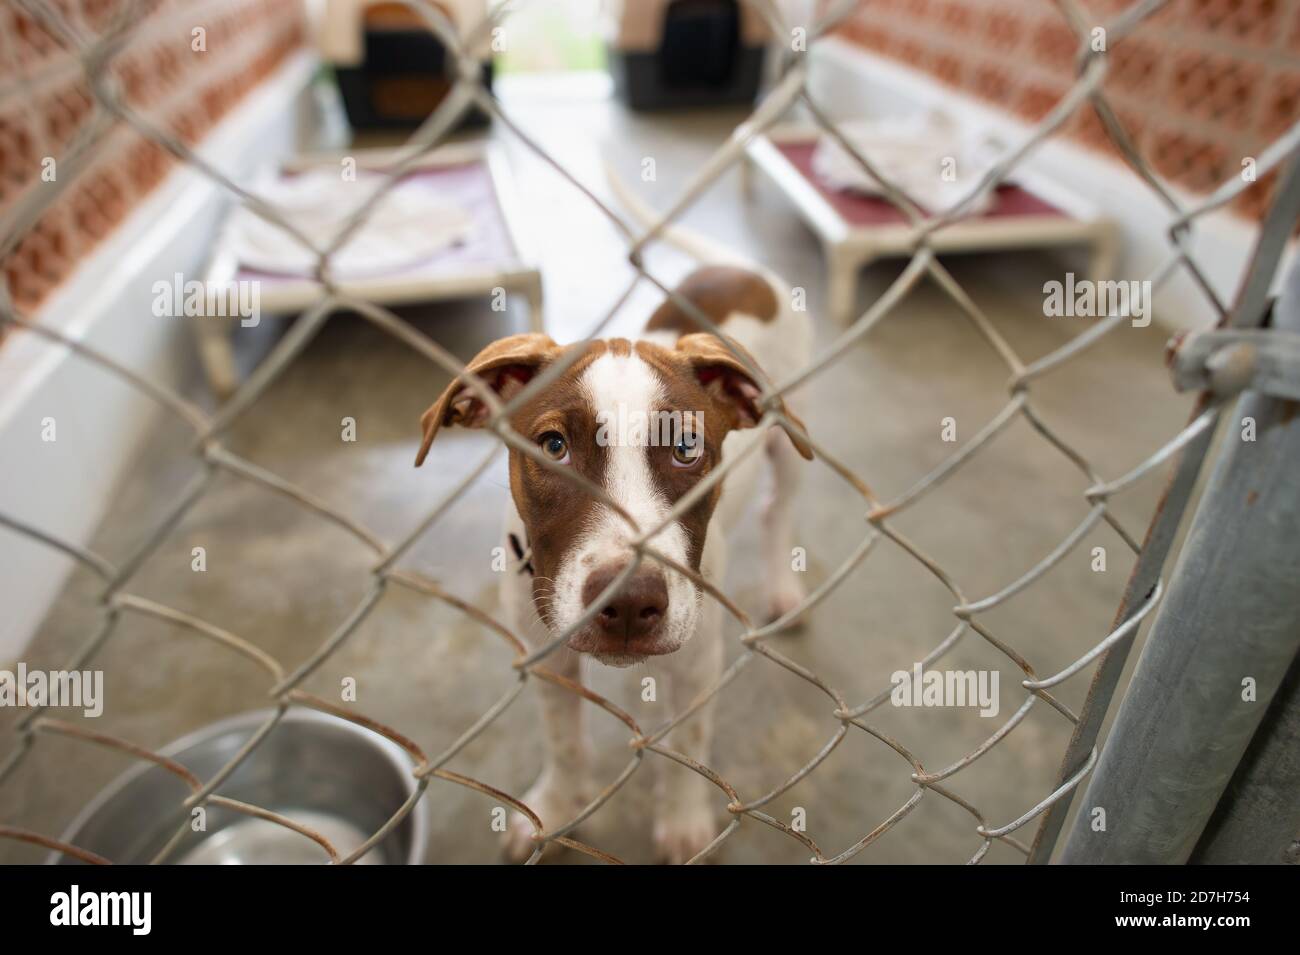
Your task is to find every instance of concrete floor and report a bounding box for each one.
[0,91,1198,864]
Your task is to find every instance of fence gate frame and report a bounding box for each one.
[1035,156,1300,865]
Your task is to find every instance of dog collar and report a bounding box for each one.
[507,532,534,577]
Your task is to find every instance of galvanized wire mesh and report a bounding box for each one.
[1,0,1298,865]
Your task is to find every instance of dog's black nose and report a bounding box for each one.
[583,563,669,639]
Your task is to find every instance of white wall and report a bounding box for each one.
[0,53,320,662]
[807,38,1294,333]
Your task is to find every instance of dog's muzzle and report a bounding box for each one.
[569,561,675,661]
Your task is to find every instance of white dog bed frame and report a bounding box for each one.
[195,140,542,397]
[744,125,1119,324]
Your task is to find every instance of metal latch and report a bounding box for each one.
[1167,329,1300,401]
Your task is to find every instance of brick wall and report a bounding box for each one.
[834,0,1300,221]
[1,0,306,316]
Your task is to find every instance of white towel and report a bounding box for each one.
[225,168,474,279]
[811,113,1008,217]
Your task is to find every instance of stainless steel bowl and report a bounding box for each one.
[53,708,428,865]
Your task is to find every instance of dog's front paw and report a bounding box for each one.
[653,803,720,864]
[501,775,589,864]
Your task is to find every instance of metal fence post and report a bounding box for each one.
[1189,649,1300,864]
[1059,254,1300,865]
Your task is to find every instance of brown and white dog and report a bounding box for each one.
[415,181,813,863]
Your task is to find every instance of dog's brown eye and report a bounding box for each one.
[671,434,703,468]
[539,432,570,463]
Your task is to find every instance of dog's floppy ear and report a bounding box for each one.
[415,333,560,467]
[675,333,813,460]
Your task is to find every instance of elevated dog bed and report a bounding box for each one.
[603,0,770,111]
[319,0,493,130]
[194,142,543,397]
[745,125,1120,324]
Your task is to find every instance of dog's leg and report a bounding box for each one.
[499,534,591,862]
[652,537,725,863]
[762,426,807,626]
[502,644,591,862]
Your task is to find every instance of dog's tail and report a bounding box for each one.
[603,161,760,272]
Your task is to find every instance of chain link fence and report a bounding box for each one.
[1,0,1297,865]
